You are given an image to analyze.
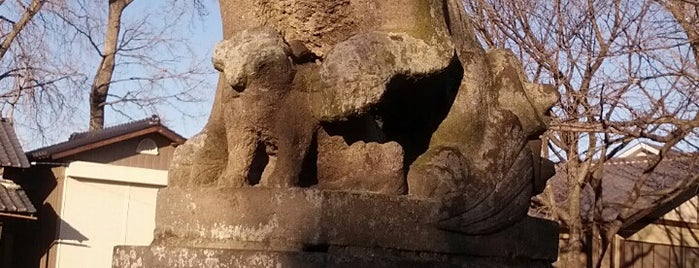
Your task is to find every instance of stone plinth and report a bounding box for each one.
[112,246,553,268]
[113,187,558,267]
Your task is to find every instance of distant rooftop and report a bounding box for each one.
[615,142,684,158]
[27,115,186,161]
[0,118,30,168]
[543,143,699,237]
[0,179,36,219]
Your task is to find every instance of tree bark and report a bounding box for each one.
[89,0,133,130]
[566,165,588,268]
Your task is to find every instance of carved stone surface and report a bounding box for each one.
[125,0,563,267]
[168,0,559,235]
[153,187,558,260]
[316,128,405,194]
[134,186,559,268]
[113,246,554,268]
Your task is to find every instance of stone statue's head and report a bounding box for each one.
[213,27,294,93]
[489,49,559,139]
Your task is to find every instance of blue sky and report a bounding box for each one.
[146,0,223,140]
[14,1,224,150]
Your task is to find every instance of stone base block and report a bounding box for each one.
[113,246,553,268]
[151,187,559,262]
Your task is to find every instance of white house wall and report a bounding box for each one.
[54,161,167,268]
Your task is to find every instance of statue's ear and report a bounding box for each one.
[212,40,229,72]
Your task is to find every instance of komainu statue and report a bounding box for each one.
[168,0,559,235]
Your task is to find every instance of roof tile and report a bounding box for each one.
[27,115,185,160]
[0,118,30,168]
[541,154,699,229]
[0,180,35,215]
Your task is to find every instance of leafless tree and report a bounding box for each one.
[466,0,699,267]
[87,0,132,130]
[0,0,213,146]
[48,0,212,130]
[0,0,88,143]
[658,0,699,67]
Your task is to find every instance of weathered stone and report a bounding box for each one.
[489,49,559,139]
[202,27,319,188]
[313,30,453,120]
[168,130,226,187]
[144,1,563,267]
[316,128,405,194]
[218,0,454,58]
[113,246,554,268]
[171,0,455,190]
[405,0,559,234]
[113,247,327,268]
[153,187,559,261]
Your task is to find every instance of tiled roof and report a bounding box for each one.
[0,179,36,218]
[541,154,699,233]
[0,118,30,168]
[27,115,186,160]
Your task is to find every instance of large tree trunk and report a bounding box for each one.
[89,0,133,130]
[563,135,592,268]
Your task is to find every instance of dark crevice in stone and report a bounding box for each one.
[372,55,463,170]
[298,133,318,187]
[442,0,452,35]
[247,142,268,185]
[305,56,462,183]
[315,56,462,172]
[320,114,386,146]
[302,243,330,253]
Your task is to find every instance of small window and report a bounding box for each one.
[136,138,158,155]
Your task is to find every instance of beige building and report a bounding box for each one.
[617,195,699,267]
[549,143,699,267]
[11,116,184,268]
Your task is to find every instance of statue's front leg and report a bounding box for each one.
[261,107,316,188]
[259,144,298,188]
[217,120,257,187]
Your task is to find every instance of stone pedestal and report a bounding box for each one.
[112,187,559,267]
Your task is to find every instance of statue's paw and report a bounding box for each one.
[168,131,227,187]
[259,169,295,188]
[216,167,247,188]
